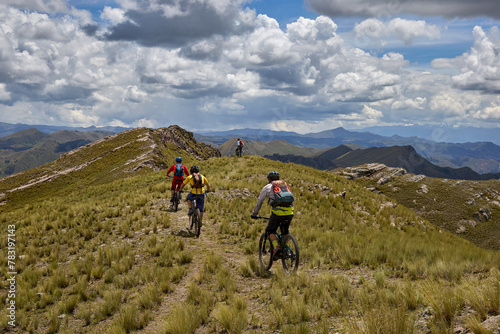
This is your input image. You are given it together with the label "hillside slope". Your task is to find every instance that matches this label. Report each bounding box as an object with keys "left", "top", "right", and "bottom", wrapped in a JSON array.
[
  {"left": 336, "top": 163, "right": 500, "bottom": 250},
  {"left": 1, "top": 129, "right": 500, "bottom": 333},
  {"left": 218, "top": 137, "right": 326, "bottom": 157},
  {"left": 268, "top": 145, "right": 500, "bottom": 180},
  {"left": 0, "top": 126, "right": 220, "bottom": 207},
  {"left": 0, "top": 128, "right": 114, "bottom": 177}
]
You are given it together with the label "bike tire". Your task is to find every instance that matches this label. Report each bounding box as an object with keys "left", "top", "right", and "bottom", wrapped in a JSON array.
[
  {"left": 173, "top": 193, "right": 179, "bottom": 211},
  {"left": 281, "top": 234, "right": 299, "bottom": 273},
  {"left": 258, "top": 233, "right": 274, "bottom": 271},
  {"left": 193, "top": 208, "right": 201, "bottom": 237}
]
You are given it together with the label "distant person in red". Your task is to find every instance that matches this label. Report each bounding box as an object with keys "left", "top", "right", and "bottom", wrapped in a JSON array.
[
  {"left": 166, "top": 157, "right": 189, "bottom": 203},
  {"left": 236, "top": 138, "right": 244, "bottom": 157}
]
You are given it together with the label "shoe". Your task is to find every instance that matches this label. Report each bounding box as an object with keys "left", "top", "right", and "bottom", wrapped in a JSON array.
[
  {"left": 272, "top": 246, "right": 282, "bottom": 260},
  {"left": 188, "top": 207, "right": 194, "bottom": 216}
]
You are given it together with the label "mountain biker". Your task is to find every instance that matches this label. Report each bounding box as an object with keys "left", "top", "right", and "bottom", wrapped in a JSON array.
[
  {"left": 179, "top": 165, "right": 211, "bottom": 224},
  {"left": 166, "top": 157, "right": 189, "bottom": 203},
  {"left": 251, "top": 171, "right": 294, "bottom": 259},
  {"left": 236, "top": 138, "right": 244, "bottom": 156}
]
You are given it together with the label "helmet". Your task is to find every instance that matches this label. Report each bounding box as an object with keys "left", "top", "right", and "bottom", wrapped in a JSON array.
[
  {"left": 267, "top": 171, "right": 280, "bottom": 181},
  {"left": 176, "top": 157, "right": 182, "bottom": 163},
  {"left": 190, "top": 165, "right": 200, "bottom": 173}
]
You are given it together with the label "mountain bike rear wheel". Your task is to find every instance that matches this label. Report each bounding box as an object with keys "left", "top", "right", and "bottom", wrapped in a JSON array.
[
  {"left": 173, "top": 192, "right": 180, "bottom": 211},
  {"left": 192, "top": 208, "right": 201, "bottom": 238},
  {"left": 281, "top": 234, "right": 299, "bottom": 273},
  {"left": 258, "top": 233, "right": 274, "bottom": 271}
]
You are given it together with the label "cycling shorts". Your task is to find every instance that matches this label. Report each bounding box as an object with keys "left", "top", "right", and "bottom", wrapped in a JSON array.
[
  {"left": 171, "top": 178, "right": 183, "bottom": 190},
  {"left": 187, "top": 193, "right": 205, "bottom": 212},
  {"left": 266, "top": 213, "right": 293, "bottom": 235}
]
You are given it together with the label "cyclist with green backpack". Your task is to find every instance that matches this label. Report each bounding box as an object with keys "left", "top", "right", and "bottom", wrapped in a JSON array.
[
  {"left": 251, "top": 171, "right": 294, "bottom": 259},
  {"left": 166, "top": 157, "right": 189, "bottom": 203}
]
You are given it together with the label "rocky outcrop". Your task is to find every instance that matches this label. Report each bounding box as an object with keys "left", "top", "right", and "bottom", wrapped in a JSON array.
[
  {"left": 340, "top": 163, "right": 406, "bottom": 184},
  {"left": 474, "top": 207, "right": 492, "bottom": 222},
  {"left": 156, "top": 125, "right": 221, "bottom": 161}
]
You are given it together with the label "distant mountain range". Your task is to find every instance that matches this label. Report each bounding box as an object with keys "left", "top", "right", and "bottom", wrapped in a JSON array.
[
  {"left": 197, "top": 124, "right": 500, "bottom": 146},
  {"left": 266, "top": 145, "right": 500, "bottom": 180},
  {"left": 0, "top": 121, "right": 128, "bottom": 138},
  {"left": 0, "top": 128, "right": 113, "bottom": 177},
  {"left": 198, "top": 127, "right": 500, "bottom": 175},
  {"left": 361, "top": 124, "right": 500, "bottom": 146},
  {"left": 1, "top": 122, "right": 500, "bottom": 177}
]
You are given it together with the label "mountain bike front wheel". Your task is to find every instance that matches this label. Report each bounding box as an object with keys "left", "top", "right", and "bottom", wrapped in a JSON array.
[
  {"left": 258, "top": 232, "right": 274, "bottom": 271},
  {"left": 281, "top": 234, "right": 299, "bottom": 273}
]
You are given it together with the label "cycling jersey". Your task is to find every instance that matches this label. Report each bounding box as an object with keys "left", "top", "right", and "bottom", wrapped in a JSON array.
[
  {"left": 252, "top": 183, "right": 294, "bottom": 217},
  {"left": 183, "top": 174, "right": 209, "bottom": 195},
  {"left": 167, "top": 164, "right": 189, "bottom": 180}
]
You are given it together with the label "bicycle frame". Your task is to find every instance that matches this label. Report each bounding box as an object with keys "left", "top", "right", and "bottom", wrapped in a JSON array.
[{"left": 253, "top": 216, "right": 299, "bottom": 273}]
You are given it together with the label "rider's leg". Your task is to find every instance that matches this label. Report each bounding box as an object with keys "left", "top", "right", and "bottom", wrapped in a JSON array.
[
  {"left": 170, "top": 179, "right": 176, "bottom": 202},
  {"left": 197, "top": 195, "right": 206, "bottom": 223},
  {"left": 267, "top": 214, "right": 281, "bottom": 249}
]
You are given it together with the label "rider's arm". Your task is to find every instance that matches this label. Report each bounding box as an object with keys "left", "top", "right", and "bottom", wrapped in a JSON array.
[
  {"left": 166, "top": 165, "right": 174, "bottom": 176},
  {"left": 183, "top": 165, "right": 189, "bottom": 176},
  {"left": 179, "top": 175, "right": 191, "bottom": 191},
  {"left": 203, "top": 176, "right": 210, "bottom": 192},
  {"left": 252, "top": 184, "right": 272, "bottom": 216}
]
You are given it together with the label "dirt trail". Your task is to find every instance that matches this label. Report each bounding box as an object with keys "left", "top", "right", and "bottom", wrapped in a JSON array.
[{"left": 138, "top": 195, "right": 272, "bottom": 333}]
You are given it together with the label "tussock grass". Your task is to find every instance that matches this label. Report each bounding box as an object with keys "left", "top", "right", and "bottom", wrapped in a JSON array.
[{"left": 213, "top": 296, "right": 248, "bottom": 334}]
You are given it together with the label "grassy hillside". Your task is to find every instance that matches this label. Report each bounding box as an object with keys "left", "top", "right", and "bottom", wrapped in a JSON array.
[
  {"left": 0, "top": 129, "right": 114, "bottom": 177},
  {"left": 350, "top": 166, "right": 500, "bottom": 251},
  {"left": 1, "top": 130, "right": 500, "bottom": 333},
  {"left": 218, "top": 138, "right": 326, "bottom": 157}
]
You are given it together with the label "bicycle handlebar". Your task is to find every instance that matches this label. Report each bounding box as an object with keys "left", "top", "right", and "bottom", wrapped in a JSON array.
[
  {"left": 251, "top": 216, "right": 270, "bottom": 220},
  {"left": 176, "top": 190, "right": 214, "bottom": 193}
]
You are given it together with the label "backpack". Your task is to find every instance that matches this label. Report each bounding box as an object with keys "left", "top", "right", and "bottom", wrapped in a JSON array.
[
  {"left": 174, "top": 164, "right": 184, "bottom": 177},
  {"left": 192, "top": 174, "right": 204, "bottom": 188},
  {"left": 271, "top": 180, "right": 294, "bottom": 206}
]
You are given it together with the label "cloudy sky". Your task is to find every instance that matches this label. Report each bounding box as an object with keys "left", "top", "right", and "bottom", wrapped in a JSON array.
[{"left": 0, "top": 0, "right": 499, "bottom": 134}]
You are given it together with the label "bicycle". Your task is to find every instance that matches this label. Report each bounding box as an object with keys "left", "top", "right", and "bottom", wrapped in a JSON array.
[
  {"left": 187, "top": 191, "right": 212, "bottom": 238},
  {"left": 235, "top": 146, "right": 243, "bottom": 157},
  {"left": 167, "top": 176, "right": 184, "bottom": 212},
  {"left": 252, "top": 216, "right": 299, "bottom": 273},
  {"left": 170, "top": 187, "right": 182, "bottom": 212}
]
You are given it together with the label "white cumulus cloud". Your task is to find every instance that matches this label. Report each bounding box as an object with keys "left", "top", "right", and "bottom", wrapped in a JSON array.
[{"left": 354, "top": 18, "right": 440, "bottom": 46}]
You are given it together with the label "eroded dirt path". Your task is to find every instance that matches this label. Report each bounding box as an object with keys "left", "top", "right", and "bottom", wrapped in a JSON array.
[{"left": 138, "top": 196, "right": 273, "bottom": 334}]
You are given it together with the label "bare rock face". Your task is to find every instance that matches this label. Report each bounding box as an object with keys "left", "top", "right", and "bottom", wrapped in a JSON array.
[
  {"left": 131, "top": 126, "right": 221, "bottom": 172},
  {"left": 474, "top": 207, "right": 492, "bottom": 222},
  {"left": 341, "top": 163, "right": 406, "bottom": 184},
  {"left": 156, "top": 125, "right": 221, "bottom": 161}
]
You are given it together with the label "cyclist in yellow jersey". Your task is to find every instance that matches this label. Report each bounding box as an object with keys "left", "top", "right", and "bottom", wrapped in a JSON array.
[
  {"left": 251, "top": 171, "right": 294, "bottom": 259},
  {"left": 179, "top": 165, "right": 211, "bottom": 223}
]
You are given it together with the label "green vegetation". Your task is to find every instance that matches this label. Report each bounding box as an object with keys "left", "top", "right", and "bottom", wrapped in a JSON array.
[
  {"left": 360, "top": 173, "right": 500, "bottom": 250},
  {"left": 0, "top": 128, "right": 112, "bottom": 177},
  {"left": 1, "top": 128, "right": 499, "bottom": 333}
]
